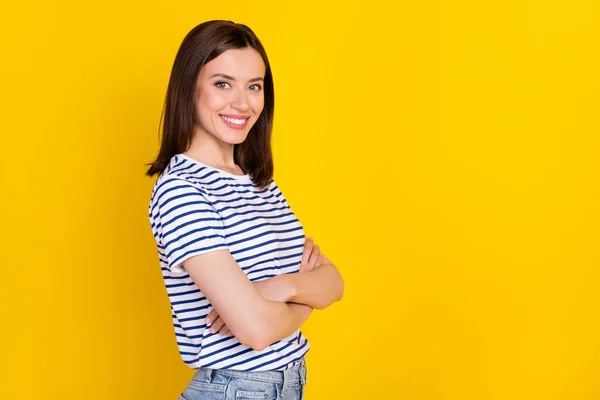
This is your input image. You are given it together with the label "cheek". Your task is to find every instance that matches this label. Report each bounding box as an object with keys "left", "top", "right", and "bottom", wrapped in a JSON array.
[
  {"left": 197, "top": 90, "right": 229, "bottom": 116},
  {"left": 250, "top": 96, "right": 265, "bottom": 114}
]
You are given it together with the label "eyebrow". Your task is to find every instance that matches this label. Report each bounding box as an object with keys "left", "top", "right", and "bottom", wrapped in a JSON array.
[{"left": 209, "top": 73, "right": 264, "bottom": 83}]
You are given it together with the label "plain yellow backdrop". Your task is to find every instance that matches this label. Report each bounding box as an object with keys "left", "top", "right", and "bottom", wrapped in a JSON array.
[{"left": 1, "top": 1, "right": 599, "bottom": 399}]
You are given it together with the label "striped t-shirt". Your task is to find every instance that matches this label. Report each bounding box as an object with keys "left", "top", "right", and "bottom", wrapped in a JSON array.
[{"left": 148, "top": 153, "right": 310, "bottom": 371}]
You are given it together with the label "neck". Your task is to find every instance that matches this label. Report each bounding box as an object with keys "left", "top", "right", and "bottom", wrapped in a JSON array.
[{"left": 185, "top": 129, "right": 241, "bottom": 173}]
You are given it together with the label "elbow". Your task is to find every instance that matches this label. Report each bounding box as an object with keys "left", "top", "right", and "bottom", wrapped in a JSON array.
[
  {"left": 314, "top": 284, "right": 345, "bottom": 310},
  {"left": 247, "top": 338, "right": 270, "bottom": 352},
  {"left": 238, "top": 330, "right": 271, "bottom": 351},
  {"left": 329, "top": 276, "right": 345, "bottom": 306},
  {"left": 327, "top": 263, "right": 344, "bottom": 303},
  {"left": 234, "top": 319, "right": 272, "bottom": 351},
  {"left": 336, "top": 281, "right": 345, "bottom": 302},
  {"left": 314, "top": 274, "right": 345, "bottom": 310},
  {"left": 333, "top": 271, "right": 345, "bottom": 303}
]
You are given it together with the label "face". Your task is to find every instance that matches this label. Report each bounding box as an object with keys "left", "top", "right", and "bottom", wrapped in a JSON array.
[{"left": 193, "top": 47, "right": 266, "bottom": 146}]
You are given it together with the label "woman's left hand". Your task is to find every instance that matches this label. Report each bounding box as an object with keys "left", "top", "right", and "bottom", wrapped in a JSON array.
[{"left": 206, "top": 238, "right": 323, "bottom": 337}]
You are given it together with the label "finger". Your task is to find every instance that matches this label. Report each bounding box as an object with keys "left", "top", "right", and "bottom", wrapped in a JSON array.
[
  {"left": 308, "top": 245, "right": 320, "bottom": 269},
  {"left": 301, "top": 237, "right": 314, "bottom": 265},
  {"left": 317, "top": 252, "right": 325, "bottom": 267},
  {"left": 220, "top": 326, "right": 231, "bottom": 336},
  {"left": 205, "top": 309, "right": 218, "bottom": 324},
  {"left": 300, "top": 242, "right": 319, "bottom": 273},
  {"left": 309, "top": 244, "right": 320, "bottom": 263},
  {"left": 299, "top": 261, "right": 309, "bottom": 273},
  {"left": 209, "top": 317, "right": 225, "bottom": 334},
  {"left": 299, "top": 263, "right": 308, "bottom": 273}
]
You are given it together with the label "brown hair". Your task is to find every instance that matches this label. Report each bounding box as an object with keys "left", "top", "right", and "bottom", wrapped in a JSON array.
[{"left": 146, "top": 20, "right": 274, "bottom": 188}]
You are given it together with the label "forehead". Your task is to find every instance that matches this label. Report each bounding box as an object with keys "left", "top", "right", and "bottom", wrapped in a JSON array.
[{"left": 200, "top": 47, "right": 265, "bottom": 79}]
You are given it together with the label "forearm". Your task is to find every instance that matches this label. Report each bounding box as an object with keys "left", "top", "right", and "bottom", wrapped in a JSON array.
[
  {"left": 252, "top": 300, "right": 312, "bottom": 350},
  {"left": 288, "top": 263, "right": 344, "bottom": 309}
]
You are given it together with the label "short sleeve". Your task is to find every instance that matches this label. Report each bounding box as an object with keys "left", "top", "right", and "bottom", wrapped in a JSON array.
[
  {"left": 149, "top": 177, "right": 228, "bottom": 274},
  {"left": 270, "top": 181, "right": 292, "bottom": 208}
]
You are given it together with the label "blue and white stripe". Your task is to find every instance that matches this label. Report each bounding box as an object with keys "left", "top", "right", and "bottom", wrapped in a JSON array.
[{"left": 148, "top": 154, "right": 310, "bottom": 371}]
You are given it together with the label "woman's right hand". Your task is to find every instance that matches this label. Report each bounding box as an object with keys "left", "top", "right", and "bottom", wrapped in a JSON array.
[
  {"left": 206, "top": 237, "right": 323, "bottom": 337},
  {"left": 299, "top": 237, "right": 323, "bottom": 273}
]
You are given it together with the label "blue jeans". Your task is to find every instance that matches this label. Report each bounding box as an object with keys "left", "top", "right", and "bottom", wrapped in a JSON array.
[{"left": 179, "top": 360, "right": 308, "bottom": 400}]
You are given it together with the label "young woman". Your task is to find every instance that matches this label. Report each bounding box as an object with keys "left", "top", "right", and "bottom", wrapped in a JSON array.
[{"left": 146, "top": 20, "right": 344, "bottom": 400}]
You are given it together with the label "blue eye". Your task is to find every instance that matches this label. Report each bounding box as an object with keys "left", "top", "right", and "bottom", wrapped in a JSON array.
[
  {"left": 249, "top": 84, "right": 262, "bottom": 91},
  {"left": 215, "top": 82, "right": 231, "bottom": 89}
]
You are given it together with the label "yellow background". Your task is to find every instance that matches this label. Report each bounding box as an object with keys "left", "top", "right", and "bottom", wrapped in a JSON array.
[{"left": 1, "top": 1, "right": 599, "bottom": 399}]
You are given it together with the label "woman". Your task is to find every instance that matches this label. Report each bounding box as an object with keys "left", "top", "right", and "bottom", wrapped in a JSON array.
[{"left": 146, "top": 20, "right": 344, "bottom": 399}]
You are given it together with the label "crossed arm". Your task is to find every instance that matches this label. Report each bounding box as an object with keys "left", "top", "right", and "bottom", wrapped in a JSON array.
[{"left": 182, "top": 238, "right": 344, "bottom": 351}]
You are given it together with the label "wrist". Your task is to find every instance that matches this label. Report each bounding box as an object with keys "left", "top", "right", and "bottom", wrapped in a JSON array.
[{"left": 283, "top": 273, "right": 298, "bottom": 302}]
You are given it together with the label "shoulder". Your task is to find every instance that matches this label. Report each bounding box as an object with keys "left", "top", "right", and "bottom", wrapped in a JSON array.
[
  {"left": 148, "top": 171, "right": 211, "bottom": 217},
  {"left": 267, "top": 179, "right": 285, "bottom": 197}
]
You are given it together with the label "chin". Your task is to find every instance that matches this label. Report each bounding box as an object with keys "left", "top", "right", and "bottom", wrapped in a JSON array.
[{"left": 220, "top": 132, "right": 249, "bottom": 145}]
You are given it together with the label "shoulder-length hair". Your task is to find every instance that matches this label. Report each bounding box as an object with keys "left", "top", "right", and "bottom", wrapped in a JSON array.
[{"left": 146, "top": 20, "right": 274, "bottom": 188}]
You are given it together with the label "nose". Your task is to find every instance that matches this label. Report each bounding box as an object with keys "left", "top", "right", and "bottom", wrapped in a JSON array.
[{"left": 231, "top": 88, "right": 249, "bottom": 112}]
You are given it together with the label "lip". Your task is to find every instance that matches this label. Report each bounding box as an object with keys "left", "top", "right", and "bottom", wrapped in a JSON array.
[
  {"left": 219, "top": 114, "right": 250, "bottom": 130},
  {"left": 220, "top": 114, "right": 251, "bottom": 119}
]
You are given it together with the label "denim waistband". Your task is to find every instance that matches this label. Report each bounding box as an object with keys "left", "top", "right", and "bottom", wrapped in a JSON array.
[{"left": 193, "top": 358, "right": 307, "bottom": 386}]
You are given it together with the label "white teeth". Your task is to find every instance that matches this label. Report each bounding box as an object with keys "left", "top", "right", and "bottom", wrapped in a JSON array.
[{"left": 222, "top": 116, "right": 247, "bottom": 125}]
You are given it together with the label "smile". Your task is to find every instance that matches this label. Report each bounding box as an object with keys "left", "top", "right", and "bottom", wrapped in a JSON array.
[{"left": 220, "top": 115, "right": 250, "bottom": 130}]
